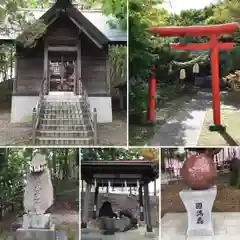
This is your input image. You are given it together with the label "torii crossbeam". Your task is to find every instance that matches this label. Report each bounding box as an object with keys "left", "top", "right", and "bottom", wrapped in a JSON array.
[{"left": 149, "top": 23, "right": 238, "bottom": 131}]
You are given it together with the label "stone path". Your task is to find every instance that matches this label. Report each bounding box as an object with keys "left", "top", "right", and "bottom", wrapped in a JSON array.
[
  {"left": 162, "top": 212, "right": 240, "bottom": 239},
  {"left": 149, "top": 91, "right": 239, "bottom": 146},
  {"left": 81, "top": 226, "right": 159, "bottom": 240}
]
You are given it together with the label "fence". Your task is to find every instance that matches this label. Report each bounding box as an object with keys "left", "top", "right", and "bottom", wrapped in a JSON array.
[{"left": 161, "top": 148, "right": 240, "bottom": 184}]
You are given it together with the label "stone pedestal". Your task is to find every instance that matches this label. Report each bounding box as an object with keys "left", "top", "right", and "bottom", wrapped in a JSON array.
[
  {"left": 16, "top": 224, "right": 55, "bottom": 240},
  {"left": 23, "top": 214, "right": 52, "bottom": 229},
  {"left": 179, "top": 185, "right": 217, "bottom": 236},
  {"left": 15, "top": 214, "right": 67, "bottom": 240}
]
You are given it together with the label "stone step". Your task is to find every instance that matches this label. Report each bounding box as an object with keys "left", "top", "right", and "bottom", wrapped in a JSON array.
[
  {"left": 42, "top": 99, "right": 84, "bottom": 104},
  {"left": 41, "top": 109, "right": 82, "bottom": 112},
  {"left": 36, "top": 137, "right": 93, "bottom": 145},
  {"left": 38, "top": 130, "right": 93, "bottom": 138},
  {"left": 40, "top": 124, "right": 92, "bottom": 131},
  {"left": 40, "top": 111, "right": 89, "bottom": 116},
  {"left": 42, "top": 100, "right": 87, "bottom": 105},
  {"left": 42, "top": 104, "right": 89, "bottom": 111},
  {"left": 42, "top": 104, "right": 81, "bottom": 108},
  {"left": 41, "top": 114, "right": 87, "bottom": 119},
  {"left": 40, "top": 118, "right": 87, "bottom": 125}
]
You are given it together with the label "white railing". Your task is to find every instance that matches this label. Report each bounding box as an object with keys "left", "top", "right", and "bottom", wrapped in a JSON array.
[
  {"left": 78, "top": 79, "right": 97, "bottom": 145},
  {"left": 32, "top": 78, "right": 48, "bottom": 144}
]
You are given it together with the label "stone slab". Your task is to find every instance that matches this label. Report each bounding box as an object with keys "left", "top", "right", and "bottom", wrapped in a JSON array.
[
  {"left": 179, "top": 186, "right": 217, "bottom": 236},
  {"left": 161, "top": 212, "right": 240, "bottom": 239},
  {"left": 15, "top": 224, "right": 55, "bottom": 240},
  {"left": 23, "top": 213, "right": 52, "bottom": 229}
]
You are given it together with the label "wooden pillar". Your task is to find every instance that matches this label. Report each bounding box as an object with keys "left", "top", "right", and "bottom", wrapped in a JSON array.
[
  {"left": 139, "top": 184, "right": 144, "bottom": 221},
  {"left": 81, "top": 180, "right": 84, "bottom": 193},
  {"left": 76, "top": 40, "right": 81, "bottom": 95},
  {"left": 81, "top": 181, "right": 91, "bottom": 228},
  {"left": 92, "top": 185, "right": 99, "bottom": 219},
  {"left": 119, "top": 88, "right": 125, "bottom": 110},
  {"left": 106, "top": 45, "right": 111, "bottom": 95},
  {"left": 43, "top": 42, "right": 48, "bottom": 94},
  {"left": 13, "top": 54, "right": 18, "bottom": 94},
  {"left": 154, "top": 180, "right": 157, "bottom": 196},
  {"left": 10, "top": 46, "right": 13, "bottom": 79},
  {"left": 143, "top": 182, "right": 153, "bottom": 232}
]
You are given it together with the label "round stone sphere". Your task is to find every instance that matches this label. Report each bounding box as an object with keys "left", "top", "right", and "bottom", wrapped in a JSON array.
[{"left": 180, "top": 153, "right": 217, "bottom": 190}]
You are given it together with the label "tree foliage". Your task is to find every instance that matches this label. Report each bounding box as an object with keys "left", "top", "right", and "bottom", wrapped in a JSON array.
[
  {"left": 109, "top": 44, "right": 127, "bottom": 86},
  {"left": 0, "top": 148, "right": 78, "bottom": 219},
  {"left": 81, "top": 147, "right": 159, "bottom": 162}
]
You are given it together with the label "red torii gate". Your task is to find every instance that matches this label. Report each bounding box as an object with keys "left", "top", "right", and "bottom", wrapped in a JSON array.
[{"left": 148, "top": 23, "right": 238, "bottom": 131}]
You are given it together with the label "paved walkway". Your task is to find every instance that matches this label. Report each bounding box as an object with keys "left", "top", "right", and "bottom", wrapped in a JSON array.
[
  {"left": 81, "top": 226, "right": 159, "bottom": 240},
  {"left": 149, "top": 91, "right": 239, "bottom": 146},
  {"left": 162, "top": 212, "right": 240, "bottom": 239}
]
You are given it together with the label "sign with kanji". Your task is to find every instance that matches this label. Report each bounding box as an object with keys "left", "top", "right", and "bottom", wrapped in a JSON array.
[{"left": 195, "top": 202, "right": 204, "bottom": 224}]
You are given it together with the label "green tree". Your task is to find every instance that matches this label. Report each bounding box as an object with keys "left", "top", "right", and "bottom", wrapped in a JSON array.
[
  {"left": 0, "top": 148, "right": 78, "bottom": 219},
  {"left": 80, "top": 148, "right": 160, "bottom": 162}
]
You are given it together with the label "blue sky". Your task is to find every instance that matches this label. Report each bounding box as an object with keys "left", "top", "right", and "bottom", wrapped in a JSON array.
[{"left": 161, "top": 0, "right": 220, "bottom": 14}]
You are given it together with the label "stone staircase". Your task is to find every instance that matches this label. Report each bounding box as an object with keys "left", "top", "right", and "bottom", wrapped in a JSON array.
[{"left": 35, "top": 93, "right": 95, "bottom": 145}]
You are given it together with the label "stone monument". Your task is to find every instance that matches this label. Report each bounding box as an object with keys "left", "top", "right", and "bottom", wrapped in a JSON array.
[
  {"left": 180, "top": 153, "right": 217, "bottom": 236},
  {"left": 15, "top": 152, "right": 67, "bottom": 240}
]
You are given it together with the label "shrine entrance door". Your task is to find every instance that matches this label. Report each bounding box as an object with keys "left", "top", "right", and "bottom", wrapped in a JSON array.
[{"left": 48, "top": 49, "right": 77, "bottom": 92}]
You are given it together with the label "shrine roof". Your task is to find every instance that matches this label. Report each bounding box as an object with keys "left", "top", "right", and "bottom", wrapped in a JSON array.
[
  {"left": 0, "top": 8, "right": 126, "bottom": 43},
  {"left": 81, "top": 160, "right": 159, "bottom": 185}
]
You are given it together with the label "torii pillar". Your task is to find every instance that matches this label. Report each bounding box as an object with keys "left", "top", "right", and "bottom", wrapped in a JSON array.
[{"left": 150, "top": 23, "right": 238, "bottom": 131}]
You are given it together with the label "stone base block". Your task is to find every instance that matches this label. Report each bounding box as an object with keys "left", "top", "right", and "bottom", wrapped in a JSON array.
[
  {"left": 179, "top": 185, "right": 217, "bottom": 236},
  {"left": 209, "top": 124, "right": 226, "bottom": 132},
  {"left": 23, "top": 214, "right": 52, "bottom": 229},
  {"left": 114, "top": 217, "right": 130, "bottom": 231},
  {"left": 97, "top": 217, "right": 130, "bottom": 232},
  {"left": 145, "top": 231, "right": 157, "bottom": 238},
  {"left": 15, "top": 224, "right": 55, "bottom": 240}
]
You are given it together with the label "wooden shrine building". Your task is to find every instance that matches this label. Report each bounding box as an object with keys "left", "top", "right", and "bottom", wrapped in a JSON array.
[
  {"left": 81, "top": 160, "right": 159, "bottom": 233},
  {"left": 0, "top": 0, "right": 126, "bottom": 123}
]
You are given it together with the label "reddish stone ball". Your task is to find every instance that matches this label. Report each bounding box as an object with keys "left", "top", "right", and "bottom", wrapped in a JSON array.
[{"left": 180, "top": 153, "right": 217, "bottom": 190}]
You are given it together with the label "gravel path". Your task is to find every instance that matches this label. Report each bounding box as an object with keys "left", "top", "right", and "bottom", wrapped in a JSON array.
[
  {"left": 98, "top": 111, "right": 127, "bottom": 146},
  {"left": 0, "top": 111, "right": 32, "bottom": 146}
]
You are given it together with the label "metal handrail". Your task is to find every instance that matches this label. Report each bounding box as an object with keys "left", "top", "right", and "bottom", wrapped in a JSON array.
[
  {"left": 32, "top": 78, "right": 47, "bottom": 144},
  {"left": 78, "top": 79, "right": 98, "bottom": 145}
]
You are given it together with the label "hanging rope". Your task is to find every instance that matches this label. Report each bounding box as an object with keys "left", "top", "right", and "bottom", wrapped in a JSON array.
[{"left": 171, "top": 54, "right": 209, "bottom": 68}]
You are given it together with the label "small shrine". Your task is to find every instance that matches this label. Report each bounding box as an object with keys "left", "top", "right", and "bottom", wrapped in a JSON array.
[{"left": 81, "top": 160, "right": 159, "bottom": 233}]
